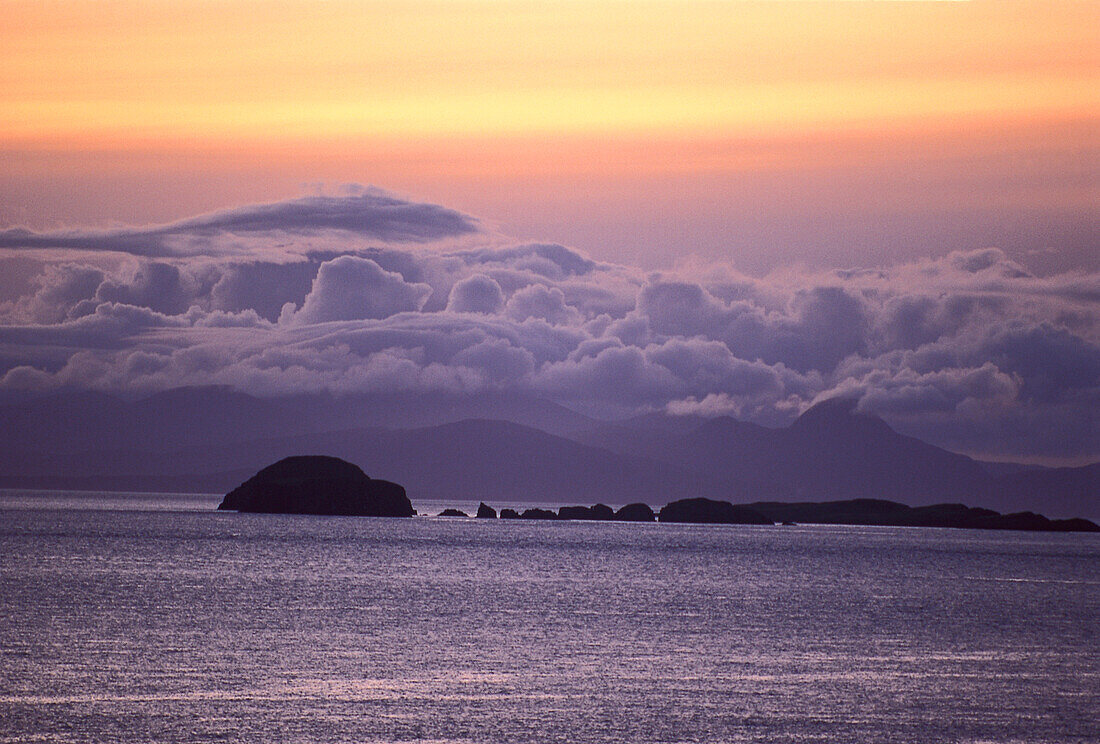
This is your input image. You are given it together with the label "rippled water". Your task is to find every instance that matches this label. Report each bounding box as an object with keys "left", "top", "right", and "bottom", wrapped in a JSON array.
[{"left": 2, "top": 492, "right": 1098, "bottom": 743}]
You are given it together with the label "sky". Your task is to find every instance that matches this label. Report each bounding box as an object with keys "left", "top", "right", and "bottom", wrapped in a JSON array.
[
  {"left": 3, "top": 0, "right": 1097, "bottom": 272},
  {"left": 0, "top": 0, "right": 1097, "bottom": 464}
]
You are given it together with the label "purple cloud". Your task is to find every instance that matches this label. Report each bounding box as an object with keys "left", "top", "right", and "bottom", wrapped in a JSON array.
[
  {"left": 284, "top": 256, "right": 432, "bottom": 324},
  {"left": 0, "top": 195, "right": 1096, "bottom": 462},
  {"left": 0, "top": 191, "right": 479, "bottom": 257},
  {"left": 505, "top": 284, "right": 581, "bottom": 325},
  {"left": 446, "top": 274, "right": 505, "bottom": 314}
]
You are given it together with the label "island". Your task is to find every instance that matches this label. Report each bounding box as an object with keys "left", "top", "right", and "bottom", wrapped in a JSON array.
[
  {"left": 476, "top": 497, "right": 1096, "bottom": 532},
  {"left": 216, "top": 457, "right": 1098, "bottom": 532},
  {"left": 217, "top": 455, "right": 415, "bottom": 516},
  {"left": 614, "top": 503, "right": 656, "bottom": 522},
  {"left": 519, "top": 507, "right": 559, "bottom": 520},
  {"left": 658, "top": 497, "right": 773, "bottom": 525},
  {"left": 743, "top": 499, "right": 1100, "bottom": 532},
  {"left": 469, "top": 502, "right": 654, "bottom": 521},
  {"left": 559, "top": 504, "right": 615, "bottom": 520}
]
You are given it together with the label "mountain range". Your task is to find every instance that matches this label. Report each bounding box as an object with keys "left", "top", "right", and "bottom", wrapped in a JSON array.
[{"left": 0, "top": 387, "right": 1095, "bottom": 519}]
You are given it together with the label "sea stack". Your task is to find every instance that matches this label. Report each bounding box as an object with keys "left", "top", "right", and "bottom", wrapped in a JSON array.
[{"left": 217, "top": 455, "right": 415, "bottom": 517}]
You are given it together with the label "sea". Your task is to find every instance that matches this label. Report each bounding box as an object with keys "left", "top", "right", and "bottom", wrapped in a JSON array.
[{"left": 1, "top": 490, "right": 1098, "bottom": 744}]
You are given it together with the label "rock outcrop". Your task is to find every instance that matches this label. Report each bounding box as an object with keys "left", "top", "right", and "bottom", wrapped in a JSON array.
[
  {"left": 476, "top": 502, "right": 497, "bottom": 518},
  {"left": 658, "top": 497, "right": 772, "bottom": 525},
  {"left": 438, "top": 508, "right": 468, "bottom": 517},
  {"left": 520, "top": 507, "right": 559, "bottom": 520},
  {"left": 217, "top": 456, "right": 414, "bottom": 517},
  {"left": 558, "top": 504, "right": 615, "bottom": 520},
  {"left": 743, "top": 499, "right": 1100, "bottom": 532},
  {"left": 614, "top": 503, "right": 656, "bottom": 522}
]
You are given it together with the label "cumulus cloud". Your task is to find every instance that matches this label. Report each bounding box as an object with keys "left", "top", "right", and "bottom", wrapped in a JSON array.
[
  {"left": 505, "top": 284, "right": 582, "bottom": 325},
  {"left": 446, "top": 274, "right": 505, "bottom": 314},
  {"left": 283, "top": 256, "right": 432, "bottom": 324},
  {"left": 6, "top": 263, "right": 105, "bottom": 323},
  {"left": 95, "top": 261, "right": 201, "bottom": 315},
  {"left": 0, "top": 193, "right": 1096, "bottom": 462}
]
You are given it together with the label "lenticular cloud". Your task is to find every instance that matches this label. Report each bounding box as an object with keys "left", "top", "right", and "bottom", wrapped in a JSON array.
[
  {"left": 0, "top": 189, "right": 479, "bottom": 258},
  {"left": 0, "top": 190, "right": 1096, "bottom": 461}
]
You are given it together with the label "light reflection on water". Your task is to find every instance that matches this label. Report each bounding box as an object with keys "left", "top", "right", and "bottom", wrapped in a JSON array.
[{"left": 1, "top": 495, "right": 1098, "bottom": 743}]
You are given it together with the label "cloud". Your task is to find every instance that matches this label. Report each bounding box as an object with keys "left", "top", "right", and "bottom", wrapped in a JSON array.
[
  {"left": 283, "top": 256, "right": 432, "bottom": 324},
  {"left": 0, "top": 190, "right": 480, "bottom": 258},
  {"left": 451, "top": 243, "right": 597, "bottom": 279},
  {"left": 6, "top": 263, "right": 105, "bottom": 323},
  {"left": 446, "top": 274, "right": 504, "bottom": 314},
  {"left": 208, "top": 260, "right": 320, "bottom": 321},
  {"left": 505, "top": 283, "right": 582, "bottom": 325},
  {"left": 634, "top": 278, "right": 867, "bottom": 373},
  {"left": 0, "top": 193, "right": 1096, "bottom": 462},
  {"left": 95, "top": 261, "right": 199, "bottom": 315}
]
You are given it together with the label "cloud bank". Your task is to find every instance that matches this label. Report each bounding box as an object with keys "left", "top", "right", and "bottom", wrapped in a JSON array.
[{"left": 0, "top": 190, "right": 1096, "bottom": 463}]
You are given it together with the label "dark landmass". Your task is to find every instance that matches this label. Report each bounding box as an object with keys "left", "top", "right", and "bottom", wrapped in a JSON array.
[
  {"left": 1, "top": 387, "right": 1096, "bottom": 520},
  {"left": 0, "top": 387, "right": 593, "bottom": 450},
  {"left": 481, "top": 502, "right": 654, "bottom": 522},
  {"left": 976, "top": 461, "right": 1050, "bottom": 477},
  {"left": 992, "top": 463, "right": 1100, "bottom": 523},
  {"left": 573, "top": 399, "right": 1099, "bottom": 519},
  {"left": 658, "top": 497, "right": 773, "bottom": 525},
  {"left": 217, "top": 456, "right": 414, "bottom": 517},
  {"left": 475, "top": 498, "right": 1097, "bottom": 532},
  {"left": 208, "top": 449, "right": 1096, "bottom": 531},
  {"left": 614, "top": 503, "right": 656, "bottom": 522},
  {"left": 559, "top": 504, "right": 615, "bottom": 520},
  {"left": 596, "top": 397, "right": 990, "bottom": 505},
  {"left": 519, "top": 508, "right": 559, "bottom": 520},
  {"left": 212, "top": 453, "right": 1096, "bottom": 532},
  {"left": 744, "top": 499, "right": 1100, "bottom": 532}
]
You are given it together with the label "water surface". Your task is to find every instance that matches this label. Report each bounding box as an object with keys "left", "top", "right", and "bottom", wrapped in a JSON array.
[{"left": 2, "top": 492, "right": 1097, "bottom": 743}]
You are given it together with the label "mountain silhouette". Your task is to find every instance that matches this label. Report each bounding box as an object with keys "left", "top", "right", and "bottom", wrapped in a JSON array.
[
  {"left": 0, "top": 387, "right": 1094, "bottom": 519},
  {"left": 694, "top": 397, "right": 989, "bottom": 502}
]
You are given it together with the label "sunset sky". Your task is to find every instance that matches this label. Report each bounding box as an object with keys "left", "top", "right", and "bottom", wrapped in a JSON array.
[
  {"left": 3, "top": 0, "right": 1096, "bottom": 272},
  {"left": 0, "top": 1, "right": 1097, "bottom": 464}
]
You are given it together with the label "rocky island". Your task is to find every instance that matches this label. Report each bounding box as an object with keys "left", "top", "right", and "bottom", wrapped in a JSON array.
[
  {"left": 217, "top": 456, "right": 1097, "bottom": 532},
  {"left": 744, "top": 499, "right": 1100, "bottom": 532},
  {"left": 217, "top": 456, "right": 415, "bottom": 516},
  {"left": 473, "top": 497, "right": 1096, "bottom": 532},
  {"left": 658, "top": 497, "right": 773, "bottom": 525}
]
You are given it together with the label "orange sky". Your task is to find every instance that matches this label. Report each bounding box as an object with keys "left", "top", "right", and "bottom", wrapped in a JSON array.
[
  {"left": 2, "top": 0, "right": 1097, "bottom": 272},
  {"left": 4, "top": 1, "right": 1096, "bottom": 144}
]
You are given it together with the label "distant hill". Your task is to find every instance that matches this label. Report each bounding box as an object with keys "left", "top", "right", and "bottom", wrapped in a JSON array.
[
  {"left": 0, "top": 386, "right": 1095, "bottom": 519},
  {"left": 569, "top": 398, "right": 1097, "bottom": 519},
  {"left": 651, "top": 398, "right": 990, "bottom": 504},
  {"left": 0, "top": 418, "right": 749, "bottom": 505},
  {"left": 0, "top": 386, "right": 595, "bottom": 451},
  {"left": 990, "top": 463, "right": 1100, "bottom": 520}
]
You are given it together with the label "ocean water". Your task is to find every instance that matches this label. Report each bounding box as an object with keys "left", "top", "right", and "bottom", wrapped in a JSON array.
[{"left": 1, "top": 491, "right": 1098, "bottom": 744}]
